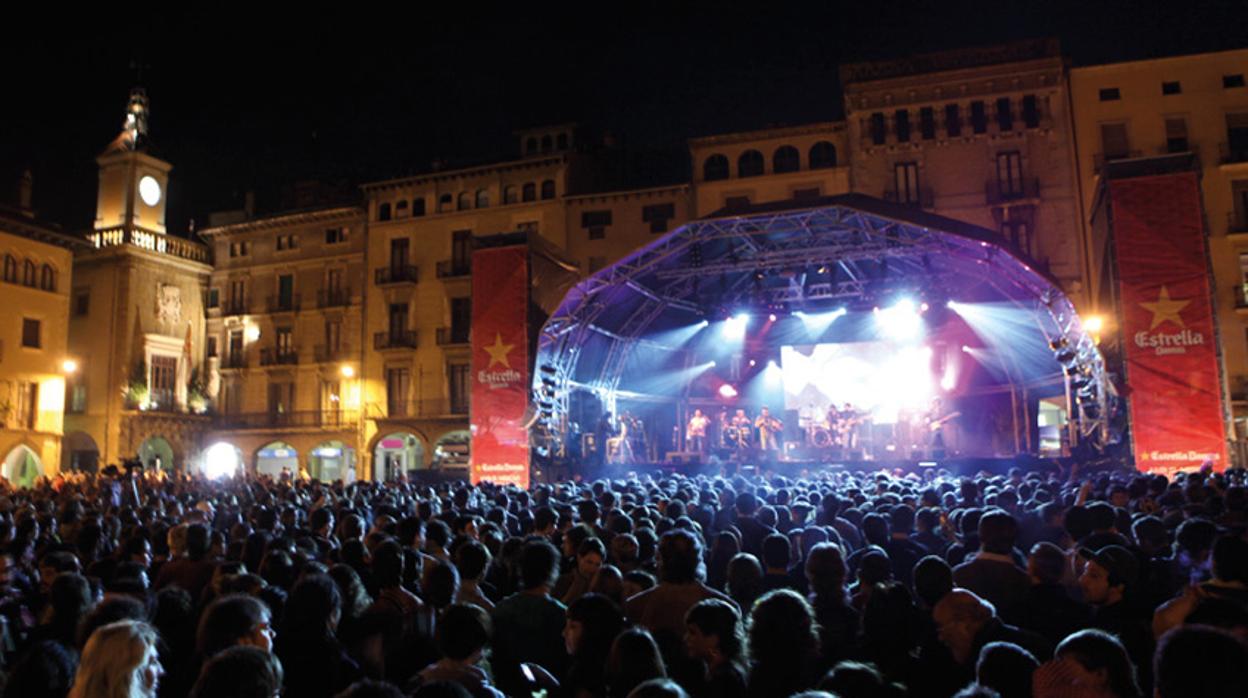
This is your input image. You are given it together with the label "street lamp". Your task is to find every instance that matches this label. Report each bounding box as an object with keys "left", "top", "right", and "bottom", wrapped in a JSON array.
[
  {"left": 61, "top": 359, "right": 78, "bottom": 374},
  {"left": 340, "top": 364, "right": 356, "bottom": 378}
]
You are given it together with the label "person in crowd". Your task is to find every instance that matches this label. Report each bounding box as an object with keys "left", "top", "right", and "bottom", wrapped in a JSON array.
[
  {"left": 69, "top": 619, "right": 164, "bottom": 698},
  {"left": 952, "top": 511, "right": 1029, "bottom": 619},
  {"left": 275, "top": 573, "right": 362, "bottom": 698},
  {"left": 454, "top": 540, "right": 496, "bottom": 612},
  {"left": 745, "top": 589, "right": 821, "bottom": 698},
  {"left": 974, "top": 641, "right": 1038, "bottom": 698},
  {"left": 1076, "top": 545, "right": 1152, "bottom": 690},
  {"left": 1032, "top": 629, "right": 1140, "bottom": 698},
  {"left": 491, "top": 539, "right": 569, "bottom": 697},
  {"left": 196, "top": 593, "right": 275, "bottom": 659},
  {"left": 607, "top": 628, "right": 667, "bottom": 698},
  {"left": 1010, "top": 542, "right": 1092, "bottom": 646},
  {"left": 805, "top": 542, "right": 859, "bottom": 668},
  {"left": 725, "top": 553, "right": 763, "bottom": 614},
  {"left": 626, "top": 678, "right": 689, "bottom": 698},
  {"left": 933, "top": 589, "right": 1049, "bottom": 684},
  {"left": 884, "top": 505, "right": 929, "bottom": 588},
  {"left": 557, "top": 538, "right": 607, "bottom": 604},
  {"left": 818, "top": 660, "right": 905, "bottom": 698},
  {"left": 188, "top": 646, "right": 284, "bottom": 698},
  {"left": 1153, "top": 624, "right": 1248, "bottom": 698},
  {"left": 2, "top": 639, "right": 77, "bottom": 698},
  {"left": 561, "top": 593, "right": 625, "bottom": 698},
  {"left": 683, "top": 599, "right": 747, "bottom": 698},
  {"left": 412, "top": 603, "right": 504, "bottom": 698}
]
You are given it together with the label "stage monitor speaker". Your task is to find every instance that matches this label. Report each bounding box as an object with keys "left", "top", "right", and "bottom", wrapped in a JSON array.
[{"left": 665, "top": 451, "right": 701, "bottom": 466}]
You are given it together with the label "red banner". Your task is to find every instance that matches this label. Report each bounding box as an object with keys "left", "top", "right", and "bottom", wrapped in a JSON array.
[
  {"left": 469, "top": 245, "right": 531, "bottom": 487},
  {"left": 1110, "top": 173, "right": 1228, "bottom": 473}
]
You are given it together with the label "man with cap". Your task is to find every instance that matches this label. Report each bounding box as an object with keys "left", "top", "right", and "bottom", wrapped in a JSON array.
[{"left": 1078, "top": 544, "right": 1154, "bottom": 691}]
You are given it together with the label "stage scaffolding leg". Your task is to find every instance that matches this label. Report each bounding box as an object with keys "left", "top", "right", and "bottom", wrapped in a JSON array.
[{"left": 1011, "top": 385, "right": 1021, "bottom": 455}]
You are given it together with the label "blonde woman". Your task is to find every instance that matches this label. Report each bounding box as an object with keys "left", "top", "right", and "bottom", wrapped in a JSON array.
[{"left": 69, "top": 619, "right": 164, "bottom": 698}]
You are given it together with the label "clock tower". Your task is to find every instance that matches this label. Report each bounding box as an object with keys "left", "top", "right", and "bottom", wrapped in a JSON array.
[{"left": 94, "top": 88, "right": 171, "bottom": 235}]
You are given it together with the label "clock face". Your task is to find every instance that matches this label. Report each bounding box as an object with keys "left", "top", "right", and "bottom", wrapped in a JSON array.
[{"left": 139, "top": 175, "right": 162, "bottom": 206}]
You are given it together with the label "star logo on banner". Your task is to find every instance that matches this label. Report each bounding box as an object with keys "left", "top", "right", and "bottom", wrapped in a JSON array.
[
  {"left": 1139, "top": 286, "right": 1190, "bottom": 330},
  {"left": 484, "top": 333, "right": 514, "bottom": 369}
]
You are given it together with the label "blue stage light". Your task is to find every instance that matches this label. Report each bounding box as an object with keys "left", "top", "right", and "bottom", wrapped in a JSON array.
[{"left": 876, "top": 298, "right": 922, "bottom": 340}]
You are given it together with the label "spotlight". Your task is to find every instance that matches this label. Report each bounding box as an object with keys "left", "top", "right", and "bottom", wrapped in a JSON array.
[
  {"left": 722, "top": 313, "right": 750, "bottom": 340},
  {"left": 245, "top": 326, "right": 261, "bottom": 342},
  {"left": 1083, "top": 315, "right": 1105, "bottom": 333},
  {"left": 876, "top": 298, "right": 922, "bottom": 340},
  {"left": 709, "top": 360, "right": 716, "bottom": 368},
  {"left": 204, "top": 443, "right": 240, "bottom": 481},
  {"left": 768, "top": 313, "right": 777, "bottom": 322},
  {"left": 749, "top": 359, "right": 756, "bottom": 367},
  {"left": 961, "top": 345, "right": 972, "bottom": 353},
  {"left": 61, "top": 359, "right": 78, "bottom": 374},
  {"left": 718, "top": 384, "right": 738, "bottom": 399}
]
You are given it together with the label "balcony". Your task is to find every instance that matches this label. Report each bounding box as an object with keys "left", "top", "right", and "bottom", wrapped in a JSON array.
[
  {"left": 89, "top": 226, "right": 212, "bottom": 264},
  {"left": 317, "top": 287, "right": 352, "bottom": 308},
  {"left": 985, "top": 178, "right": 1040, "bottom": 206},
  {"left": 436, "top": 260, "right": 472, "bottom": 279},
  {"left": 259, "top": 348, "right": 299, "bottom": 366},
  {"left": 1220, "top": 142, "right": 1248, "bottom": 166},
  {"left": 222, "top": 299, "right": 249, "bottom": 317},
  {"left": 214, "top": 409, "right": 359, "bottom": 430},
  {"left": 436, "top": 326, "right": 471, "bottom": 346},
  {"left": 374, "top": 330, "right": 419, "bottom": 350},
  {"left": 314, "top": 344, "right": 353, "bottom": 363},
  {"left": 882, "top": 187, "right": 934, "bottom": 209},
  {"left": 221, "top": 354, "right": 248, "bottom": 370},
  {"left": 1093, "top": 151, "right": 1143, "bottom": 174},
  {"left": 369, "top": 398, "right": 469, "bottom": 420},
  {"left": 375, "top": 266, "right": 420, "bottom": 286},
  {"left": 266, "top": 295, "right": 301, "bottom": 314}
]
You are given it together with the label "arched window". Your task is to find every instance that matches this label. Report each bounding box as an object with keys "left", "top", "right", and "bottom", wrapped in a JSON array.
[
  {"left": 703, "top": 154, "right": 729, "bottom": 181},
  {"left": 458, "top": 192, "right": 472, "bottom": 211},
  {"left": 377, "top": 202, "right": 392, "bottom": 221},
  {"left": 522, "top": 183, "right": 537, "bottom": 202},
  {"left": 504, "top": 185, "right": 519, "bottom": 205},
  {"left": 40, "top": 264, "right": 55, "bottom": 292},
  {"left": 557, "top": 133, "right": 568, "bottom": 150},
  {"left": 439, "top": 194, "right": 454, "bottom": 213},
  {"left": 475, "top": 189, "right": 490, "bottom": 208},
  {"left": 540, "top": 180, "right": 556, "bottom": 200},
  {"left": 22, "top": 259, "right": 36, "bottom": 287},
  {"left": 773, "top": 145, "right": 800, "bottom": 174},
  {"left": 526, "top": 137, "right": 538, "bottom": 155},
  {"left": 809, "top": 141, "right": 837, "bottom": 169},
  {"left": 738, "top": 150, "right": 764, "bottom": 178},
  {"left": 411, "top": 198, "right": 426, "bottom": 217},
  {"left": 2, "top": 255, "right": 15, "bottom": 283},
  {"left": 395, "top": 200, "right": 409, "bottom": 217},
  {"left": 541, "top": 135, "right": 553, "bottom": 153}
]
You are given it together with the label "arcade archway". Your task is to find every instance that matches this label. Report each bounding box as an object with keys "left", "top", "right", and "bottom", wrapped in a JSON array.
[
  {"left": 373, "top": 432, "right": 425, "bottom": 481},
  {"left": 62, "top": 431, "right": 100, "bottom": 474},
  {"left": 433, "top": 430, "right": 471, "bottom": 468},
  {"left": 256, "top": 441, "right": 299, "bottom": 478},
  {"left": 2, "top": 445, "right": 41, "bottom": 488},
  {"left": 138, "top": 436, "right": 175, "bottom": 472},
  {"left": 309, "top": 440, "right": 356, "bottom": 482}
]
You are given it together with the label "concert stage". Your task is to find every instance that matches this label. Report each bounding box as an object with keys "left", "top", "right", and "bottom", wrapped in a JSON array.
[{"left": 531, "top": 195, "right": 1114, "bottom": 478}]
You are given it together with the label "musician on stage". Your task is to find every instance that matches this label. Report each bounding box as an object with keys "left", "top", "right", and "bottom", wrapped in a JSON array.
[
  {"left": 686, "top": 408, "right": 710, "bottom": 455},
  {"left": 755, "top": 406, "right": 782, "bottom": 452},
  {"left": 594, "top": 412, "right": 616, "bottom": 467},
  {"left": 727, "top": 408, "right": 753, "bottom": 450},
  {"left": 925, "top": 397, "right": 957, "bottom": 459}
]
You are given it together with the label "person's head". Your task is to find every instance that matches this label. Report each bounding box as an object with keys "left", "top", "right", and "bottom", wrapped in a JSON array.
[
  {"left": 577, "top": 538, "right": 607, "bottom": 578},
  {"left": 520, "top": 539, "right": 561, "bottom": 590},
  {"left": 625, "top": 678, "right": 689, "bottom": 698},
  {"left": 196, "top": 594, "right": 275, "bottom": 658},
  {"left": 564, "top": 592, "right": 624, "bottom": 658},
  {"left": 3, "top": 639, "right": 77, "bottom": 698},
  {"left": 1077, "top": 546, "right": 1138, "bottom": 606},
  {"left": 188, "top": 646, "right": 284, "bottom": 698},
  {"left": 805, "top": 542, "right": 848, "bottom": 599},
  {"left": 933, "top": 589, "right": 995, "bottom": 665},
  {"left": 607, "top": 628, "right": 667, "bottom": 698},
  {"left": 282, "top": 573, "right": 342, "bottom": 638},
  {"left": 726, "top": 553, "right": 763, "bottom": 603},
  {"left": 913, "top": 555, "right": 954, "bottom": 609},
  {"left": 1053, "top": 629, "right": 1139, "bottom": 698},
  {"left": 78, "top": 595, "right": 148, "bottom": 649},
  {"left": 1154, "top": 624, "right": 1248, "bottom": 698},
  {"left": 977, "top": 510, "right": 1018, "bottom": 555},
  {"left": 890, "top": 506, "right": 915, "bottom": 535},
  {"left": 185, "top": 523, "right": 211, "bottom": 561},
  {"left": 1027, "top": 542, "right": 1066, "bottom": 585},
  {"left": 454, "top": 539, "right": 491, "bottom": 583},
  {"left": 747, "top": 589, "right": 819, "bottom": 668},
  {"left": 819, "top": 660, "right": 887, "bottom": 698},
  {"left": 761, "top": 533, "right": 790, "bottom": 571},
  {"left": 657, "top": 528, "right": 702, "bottom": 583},
  {"left": 70, "top": 620, "right": 163, "bottom": 698},
  {"left": 437, "top": 604, "right": 492, "bottom": 662},
  {"left": 975, "top": 641, "right": 1037, "bottom": 698},
  {"left": 48, "top": 571, "right": 93, "bottom": 627},
  {"left": 425, "top": 560, "right": 461, "bottom": 609},
  {"left": 371, "top": 539, "right": 405, "bottom": 589},
  {"left": 684, "top": 598, "right": 745, "bottom": 665}
]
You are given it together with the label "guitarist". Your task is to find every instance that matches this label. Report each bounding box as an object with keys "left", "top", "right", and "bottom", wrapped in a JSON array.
[{"left": 925, "top": 397, "right": 960, "bottom": 459}]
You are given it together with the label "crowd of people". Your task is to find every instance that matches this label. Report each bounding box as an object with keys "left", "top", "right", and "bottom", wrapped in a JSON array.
[{"left": 0, "top": 460, "right": 1244, "bottom": 698}]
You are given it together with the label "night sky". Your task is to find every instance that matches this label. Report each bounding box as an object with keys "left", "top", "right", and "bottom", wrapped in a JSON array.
[{"left": 3, "top": 1, "right": 1245, "bottom": 235}]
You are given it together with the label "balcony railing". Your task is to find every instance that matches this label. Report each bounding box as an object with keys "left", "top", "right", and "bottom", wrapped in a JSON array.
[
  {"left": 368, "top": 399, "right": 469, "bottom": 420},
  {"left": 882, "top": 187, "right": 934, "bottom": 209},
  {"left": 214, "top": 409, "right": 359, "bottom": 430},
  {"left": 266, "top": 295, "right": 301, "bottom": 313},
  {"left": 221, "top": 354, "right": 248, "bottom": 369},
  {"left": 90, "top": 226, "right": 212, "bottom": 264},
  {"left": 1093, "top": 150, "right": 1144, "bottom": 174},
  {"left": 1220, "top": 142, "right": 1248, "bottom": 165},
  {"left": 375, "top": 266, "right": 420, "bottom": 285},
  {"left": 436, "top": 327, "right": 471, "bottom": 346},
  {"left": 222, "top": 299, "right": 249, "bottom": 317},
  {"left": 985, "top": 177, "right": 1040, "bottom": 206},
  {"left": 436, "top": 260, "right": 472, "bottom": 279},
  {"left": 317, "top": 287, "right": 352, "bottom": 308},
  {"left": 259, "top": 348, "right": 299, "bottom": 366},
  {"left": 314, "top": 344, "right": 353, "bottom": 363},
  {"left": 374, "top": 330, "right": 419, "bottom": 350}
]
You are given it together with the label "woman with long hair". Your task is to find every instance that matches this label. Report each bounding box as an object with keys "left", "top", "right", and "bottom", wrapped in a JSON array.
[
  {"left": 563, "top": 593, "right": 625, "bottom": 698},
  {"left": 606, "top": 628, "right": 667, "bottom": 698},
  {"left": 804, "top": 542, "right": 859, "bottom": 669},
  {"left": 684, "top": 599, "right": 747, "bottom": 698},
  {"left": 69, "top": 620, "right": 164, "bottom": 698},
  {"left": 746, "top": 589, "right": 822, "bottom": 698},
  {"left": 274, "top": 573, "right": 362, "bottom": 698}
]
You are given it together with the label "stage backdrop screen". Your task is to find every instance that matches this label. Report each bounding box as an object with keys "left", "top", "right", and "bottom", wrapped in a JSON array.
[{"left": 781, "top": 342, "right": 935, "bottom": 424}]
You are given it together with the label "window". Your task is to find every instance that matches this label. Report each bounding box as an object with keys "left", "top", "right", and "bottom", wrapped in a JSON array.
[
  {"left": 228, "top": 330, "right": 244, "bottom": 361},
  {"left": 457, "top": 192, "right": 472, "bottom": 211},
  {"left": 894, "top": 110, "right": 911, "bottom": 142},
  {"left": 738, "top": 150, "right": 764, "bottom": 177},
  {"left": 276, "top": 234, "right": 298, "bottom": 251},
  {"left": 450, "top": 297, "right": 472, "bottom": 342},
  {"left": 229, "top": 241, "right": 251, "bottom": 257},
  {"left": 390, "top": 237, "right": 410, "bottom": 271},
  {"left": 642, "top": 203, "right": 675, "bottom": 234},
  {"left": 893, "top": 162, "right": 920, "bottom": 206},
  {"left": 582, "top": 210, "right": 612, "bottom": 239},
  {"left": 67, "top": 381, "right": 86, "bottom": 414},
  {"left": 1233, "top": 181, "right": 1248, "bottom": 231},
  {"left": 557, "top": 133, "right": 568, "bottom": 150},
  {"left": 276, "top": 327, "right": 293, "bottom": 355},
  {"left": 438, "top": 194, "right": 454, "bottom": 212},
  {"left": 504, "top": 185, "right": 519, "bottom": 204},
  {"left": 452, "top": 230, "right": 473, "bottom": 271},
  {"left": 919, "top": 107, "right": 936, "bottom": 140},
  {"left": 1002, "top": 219, "right": 1032, "bottom": 255},
  {"left": 773, "top": 146, "right": 800, "bottom": 173},
  {"left": 2, "top": 255, "right": 14, "bottom": 282},
  {"left": 809, "top": 141, "right": 837, "bottom": 169},
  {"left": 996, "top": 151, "right": 1024, "bottom": 197},
  {"left": 388, "top": 303, "right": 408, "bottom": 336},
  {"left": 395, "top": 200, "right": 409, "bottom": 218},
  {"left": 75, "top": 291, "right": 90, "bottom": 316},
  {"left": 1162, "top": 81, "right": 1182, "bottom": 95},
  {"left": 1100, "top": 122, "right": 1131, "bottom": 160},
  {"left": 449, "top": 364, "right": 470, "bottom": 414},
  {"left": 207, "top": 288, "right": 219, "bottom": 309},
  {"left": 277, "top": 274, "right": 294, "bottom": 310},
  {"left": 996, "top": 98, "right": 1013, "bottom": 131},
  {"left": 207, "top": 336, "right": 218, "bottom": 358},
  {"left": 16, "top": 382, "right": 36, "bottom": 429},
  {"left": 386, "top": 367, "right": 409, "bottom": 416},
  {"left": 540, "top": 180, "right": 556, "bottom": 200},
  {"left": 325, "top": 319, "right": 342, "bottom": 356},
  {"left": 869, "top": 113, "right": 886, "bottom": 145},
  {"left": 476, "top": 189, "right": 490, "bottom": 208},
  {"left": 1225, "top": 74, "right": 1246, "bottom": 89},
  {"left": 22, "top": 259, "right": 35, "bottom": 287},
  {"left": 150, "top": 355, "right": 177, "bottom": 408},
  {"left": 39, "top": 264, "right": 55, "bottom": 291},
  {"left": 945, "top": 104, "right": 962, "bottom": 137},
  {"left": 703, "top": 154, "right": 729, "bottom": 181},
  {"left": 411, "top": 198, "right": 426, "bottom": 217},
  {"left": 1022, "top": 95, "right": 1040, "bottom": 129},
  {"left": 1099, "top": 87, "right": 1121, "bottom": 101},
  {"left": 378, "top": 202, "right": 392, "bottom": 221},
  {"left": 522, "top": 183, "right": 537, "bottom": 202},
  {"left": 1165, "top": 117, "right": 1190, "bottom": 153},
  {"left": 268, "top": 381, "right": 294, "bottom": 419},
  {"left": 1226, "top": 113, "right": 1248, "bottom": 161},
  {"left": 21, "top": 318, "right": 40, "bottom": 348},
  {"left": 325, "top": 227, "right": 349, "bottom": 244},
  {"left": 517, "top": 221, "right": 539, "bottom": 234},
  {"left": 588, "top": 256, "right": 606, "bottom": 273},
  {"left": 970, "top": 101, "right": 987, "bottom": 134}
]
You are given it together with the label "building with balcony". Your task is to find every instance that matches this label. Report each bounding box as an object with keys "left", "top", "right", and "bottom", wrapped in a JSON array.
[
  {"left": 0, "top": 204, "right": 88, "bottom": 485},
  {"left": 200, "top": 205, "right": 366, "bottom": 479},
  {"left": 1069, "top": 48, "right": 1248, "bottom": 446}
]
